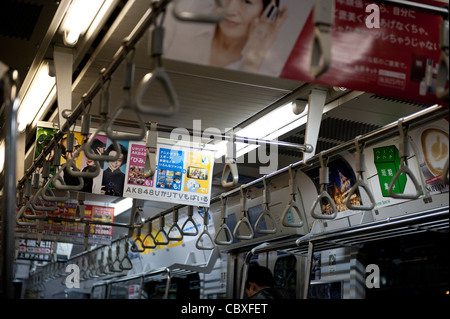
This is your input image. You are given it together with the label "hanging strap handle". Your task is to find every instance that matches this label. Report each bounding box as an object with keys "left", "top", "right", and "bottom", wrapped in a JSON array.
[
  {"left": 345, "top": 137, "right": 376, "bottom": 211},
  {"left": 84, "top": 124, "right": 122, "bottom": 162},
  {"left": 155, "top": 215, "right": 169, "bottom": 245},
  {"left": 233, "top": 186, "right": 254, "bottom": 240},
  {"left": 436, "top": 20, "right": 449, "bottom": 101},
  {"left": 84, "top": 78, "right": 122, "bottom": 161},
  {"left": 75, "top": 192, "right": 86, "bottom": 221},
  {"left": 310, "top": 153, "right": 338, "bottom": 219},
  {"left": 214, "top": 195, "right": 233, "bottom": 245},
  {"left": 310, "top": 0, "right": 334, "bottom": 78},
  {"left": 221, "top": 132, "right": 239, "bottom": 187},
  {"left": 143, "top": 222, "right": 157, "bottom": 249},
  {"left": 168, "top": 208, "right": 183, "bottom": 241},
  {"left": 40, "top": 176, "right": 71, "bottom": 202},
  {"left": 388, "top": 119, "right": 421, "bottom": 199},
  {"left": 16, "top": 202, "right": 38, "bottom": 226},
  {"left": 119, "top": 241, "right": 133, "bottom": 271},
  {"left": 135, "top": 23, "right": 179, "bottom": 116},
  {"left": 106, "top": 49, "right": 147, "bottom": 141},
  {"left": 110, "top": 244, "right": 123, "bottom": 272},
  {"left": 281, "top": 165, "right": 305, "bottom": 227},
  {"left": 182, "top": 206, "right": 199, "bottom": 236},
  {"left": 135, "top": 66, "right": 179, "bottom": 116},
  {"left": 195, "top": 208, "right": 215, "bottom": 250},
  {"left": 65, "top": 135, "right": 101, "bottom": 178},
  {"left": 144, "top": 123, "right": 158, "bottom": 178},
  {"left": 172, "top": 0, "right": 226, "bottom": 23},
  {"left": 130, "top": 226, "right": 146, "bottom": 253},
  {"left": 442, "top": 156, "right": 449, "bottom": 185},
  {"left": 30, "top": 188, "right": 57, "bottom": 212},
  {"left": 255, "top": 176, "right": 278, "bottom": 234},
  {"left": 96, "top": 250, "right": 106, "bottom": 277},
  {"left": 52, "top": 161, "right": 84, "bottom": 191}
]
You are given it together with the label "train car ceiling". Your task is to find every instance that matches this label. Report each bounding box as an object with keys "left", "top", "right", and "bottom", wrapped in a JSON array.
[{"left": 0, "top": 0, "right": 448, "bottom": 300}]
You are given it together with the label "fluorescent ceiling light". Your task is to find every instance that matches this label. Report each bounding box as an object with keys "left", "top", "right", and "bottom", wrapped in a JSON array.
[
  {"left": 17, "top": 61, "right": 56, "bottom": 132},
  {"left": 113, "top": 197, "right": 133, "bottom": 216},
  {"left": 214, "top": 102, "right": 308, "bottom": 159},
  {"left": 60, "top": 0, "right": 113, "bottom": 46},
  {"left": 31, "top": 86, "right": 57, "bottom": 129}
]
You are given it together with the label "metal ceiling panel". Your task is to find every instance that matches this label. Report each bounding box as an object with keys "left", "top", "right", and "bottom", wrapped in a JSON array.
[{"left": 68, "top": 0, "right": 303, "bottom": 134}]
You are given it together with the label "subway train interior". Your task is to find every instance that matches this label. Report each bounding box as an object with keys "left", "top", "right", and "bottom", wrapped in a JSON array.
[{"left": 0, "top": 0, "right": 449, "bottom": 302}]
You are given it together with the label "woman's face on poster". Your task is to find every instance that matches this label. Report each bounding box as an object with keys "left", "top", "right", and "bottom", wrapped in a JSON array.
[{"left": 219, "top": 0, "right": 264, "bottom": 40}]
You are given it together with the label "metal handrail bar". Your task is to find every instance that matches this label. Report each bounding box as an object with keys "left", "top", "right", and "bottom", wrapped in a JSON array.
[
  {"left": 239, "top": 206, "right": 448, "bottom": 257},
  {"left": 17, "top": 0, "right": 172, "bottom": 189},
  {"left": 143, "top": 105, "right": 447, "bottom": 225},
  {"left": 85, "top": 115, "right": 312, "bottom": 151}
]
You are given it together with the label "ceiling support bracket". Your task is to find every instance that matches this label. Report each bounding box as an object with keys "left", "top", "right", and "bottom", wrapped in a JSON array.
[{"left": 53, "top": 45, "right": 73, "bottom": 131}]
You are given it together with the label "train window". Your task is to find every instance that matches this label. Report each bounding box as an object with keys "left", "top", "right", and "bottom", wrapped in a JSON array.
[
  {"left": 273, "top": 255, "right": 297, "bottom": 299},
  {"left": 91, "top": 284, "right": 107, "bottom": 299},
  {"left": 109, "top": 278, "right": 142, "bottom": 299},
  {"left": 142, "top": 273, "right": 201, "bottom": 300},
  {"left": 309, "top": 282, "right": 342, "bottom": 299}
]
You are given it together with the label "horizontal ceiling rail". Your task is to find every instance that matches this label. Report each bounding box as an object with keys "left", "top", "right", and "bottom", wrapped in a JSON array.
[
  {"left": 17, "top": 0, "right": 172, "bottom": 190},
  {"left": 145, "top": 104, "right": 447, "bottom": 224},
  {"left": 243, "top": 206, "right": 449, "bottom": 256}
]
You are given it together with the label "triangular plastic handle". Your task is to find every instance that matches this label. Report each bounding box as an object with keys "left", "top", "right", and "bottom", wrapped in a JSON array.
[
  {"left": 214, "top": 223, "right": 233, "bottom": 245},
  {"left": 173, "top": 0, "right": 226, "bottom": 23},
  {"left": 105, "top": 100, "right": 147, "bottom": 141},
  {"left": 135, "top": 67, "right": 180, "bottom": 116},
  {"left": 345, "top": 179, "right": 376, "bottom": 211},
  {"left": 281, "top": 199, "right": 304, "bottom": 227},
  {"left": 388, "top": 162, "right": 421, "bottom": 200},
  {"left": 233, "top": 216, "right": 254, "bottom": 240},
  {"left": 196, "top": 229, "right": 215, "bottom": 250},
  {"left": 255, "top": 205, "right": 278, "bottom": 234},
  {"left": 221, "top": 161, "right": 239, "bottom": 188},
  {"left": 310, "top": 190, "right": 337, "bottom": 220}
]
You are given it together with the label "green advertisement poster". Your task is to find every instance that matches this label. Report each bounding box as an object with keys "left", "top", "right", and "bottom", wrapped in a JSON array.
[{"left": 373, "top": 146, "right": 407, "bottom": 197}]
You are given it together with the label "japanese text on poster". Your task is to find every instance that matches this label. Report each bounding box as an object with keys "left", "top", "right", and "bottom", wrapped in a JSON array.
[{"left": 124, "top": 142, "right": 214, "bottom": 207}]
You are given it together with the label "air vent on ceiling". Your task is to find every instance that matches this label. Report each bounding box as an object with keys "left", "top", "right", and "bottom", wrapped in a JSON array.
[
  {"left": 280, "top": 117, "right": 381, "bottom": 157},
  {"left": 0, "top": 0, "right": 43, "bottom": 40},
  {"left": 369, "top": 94, "right": 430, "bottom": 108}
]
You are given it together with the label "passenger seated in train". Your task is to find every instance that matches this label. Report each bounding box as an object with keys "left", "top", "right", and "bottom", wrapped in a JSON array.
[{"left": 245, "top": 264, "right": 286, "bottom": 299}]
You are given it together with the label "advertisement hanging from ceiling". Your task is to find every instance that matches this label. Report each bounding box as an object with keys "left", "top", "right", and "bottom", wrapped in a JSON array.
[
  {"left": 304, "top": 156, "right": 362, "bottom": 217},
  {"left": 123, "top": 142, "right": 215, "bottom": 207},
  {"left": 35, "top": 122, "right": 129, "bottom": 198},
  {"left": 409, "top": 118, "right": 449, "bottom": 194},
  {"left": 163, "top": 0, "right": 446, "bottom": 106},
  {"left": 365, "top": 117, "right": 449, "bottom": 209},
  {"left": 16, "top": 202, "right": 114, "bottom": 245}
]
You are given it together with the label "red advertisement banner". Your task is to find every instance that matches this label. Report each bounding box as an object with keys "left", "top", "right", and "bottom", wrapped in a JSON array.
[
  {"left": 163, "top": 0, "right": 447, "bottom": 106},
  {"left": 16, "top": 202, "right": 114, "bottom": 245},
  {"left": 281, "top": 0, "right": 447, "bottom": 105}
]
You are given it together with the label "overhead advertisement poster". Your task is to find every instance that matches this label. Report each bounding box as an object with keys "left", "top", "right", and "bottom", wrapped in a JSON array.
[
  {"left": 163, "top": 0, "right": 446, "bottom": 106},
  {"left": 35, "top": 122, "right": 129, "bottom": 198},
  {"left": 365, "top": 118, "right": 449, "bottom": 209},
  {"left": 123, "top": 142, "right": 215, "bottom": 207},
  {"left": 305, "top": 157, "right": 362, "bottom": 217},
  {"left": 409, "top": 118, "right": 449, "bottom": 194},
  {"left": 16, "top": 203, "right": 114, "bottom": 246},
  {"left": 17, "top": 239, "right": 54, "bottom": 262}
]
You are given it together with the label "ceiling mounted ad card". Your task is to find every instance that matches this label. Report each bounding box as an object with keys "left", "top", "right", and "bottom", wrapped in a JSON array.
[
  {"left": 163, "top": 0, "right": 447, "bottom": 106},
  {"left": 123, "top": 142, "right": 215, "bottom": 207}
]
